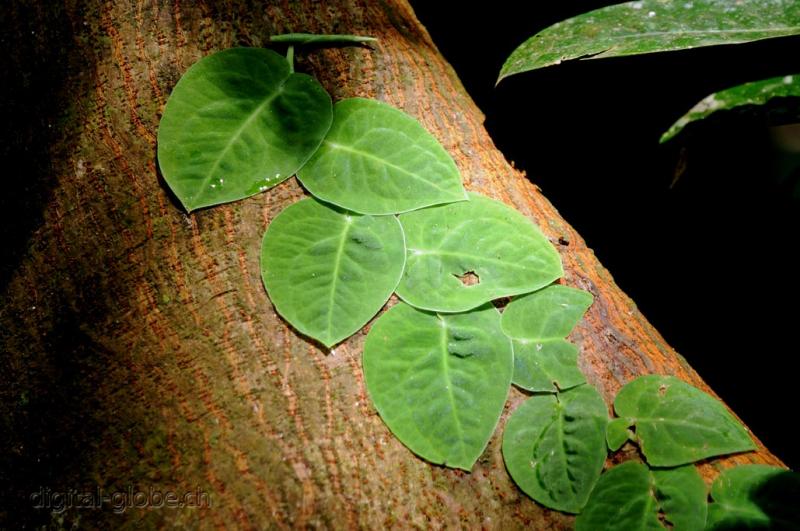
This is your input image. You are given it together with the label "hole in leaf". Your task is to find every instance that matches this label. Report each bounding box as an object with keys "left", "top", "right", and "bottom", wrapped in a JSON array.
[{"left": 454, "top": 271, "right": 480, "bottom": 286}]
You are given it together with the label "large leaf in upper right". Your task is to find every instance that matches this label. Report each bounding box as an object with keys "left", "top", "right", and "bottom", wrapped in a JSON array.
[
  {"left": 706, "top": 464, "right": 800, "bottom": 530},
  {"left": 499, "top": 0, "right": 800, "bottom": 81},
  {"left": 661, "top": 73, "right": 800, "bottom": 142},
  {"left": 297, "top": 98, "right": 466, "bottom": 215},
  {"left": 396, "top": 193, "right": 563, "bottom": 313},
  {"left": 576, "top": 461, "right": 707, "bottom": 531},
  {"left": 613, "top": 375, "right": 755, "bottom": 466}
]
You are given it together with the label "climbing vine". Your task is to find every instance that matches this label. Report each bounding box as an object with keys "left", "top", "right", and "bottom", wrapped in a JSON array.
[{"left": 156, "top": 34, "right": 797, "bottom": 529}]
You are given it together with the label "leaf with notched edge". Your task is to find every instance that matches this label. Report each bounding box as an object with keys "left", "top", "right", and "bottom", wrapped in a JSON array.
[{"left": 396, "top": 193, "right": 563, "bottom": 313}]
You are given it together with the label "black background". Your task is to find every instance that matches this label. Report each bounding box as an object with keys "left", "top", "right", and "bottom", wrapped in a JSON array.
[{"left": 411, "top": 1, "right": 800, "bottom": 469}]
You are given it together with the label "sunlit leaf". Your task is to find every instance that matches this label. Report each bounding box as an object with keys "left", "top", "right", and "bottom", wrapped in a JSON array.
[
  {"left": 158, "top": 48, "right": 332, "bottom": 211},
  {"left": 501, "top": 285, "right": 593, "bottom": 392},
  {"left": 396, "top": 193, "right": 563, "bottom": 313},
  {"left": 661, "top": 73, "right": 800, "bottom": 142},
  {"left": 297, "top": 98, "right": 467, "bottom": 215},
  {"left": 707, "top": 464, "right": 800, "bottom": 530},
  {"left": 502, "top": 385, "right": 609, "bottom": 513},
  {"left": 613, "top": 375, "right": 755, "bottom": 466},
  {"left": 260, "top": 197, "right": 405, "bottom": 348},
  {"left": 363, "top": 302, "right": 513, "bottom": 470},
  {"left": 500, "top": 0, "right": 800, "bottom": 81},
  {"left": 576, "top": 461, "right": 707, "bottom": 531}
]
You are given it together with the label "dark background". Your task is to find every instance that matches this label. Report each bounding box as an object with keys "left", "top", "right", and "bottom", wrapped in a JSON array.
[{"left": 412, "top": 1, "right": 800, "bottom": 469}]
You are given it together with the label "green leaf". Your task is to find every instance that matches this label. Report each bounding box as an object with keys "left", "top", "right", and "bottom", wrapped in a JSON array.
[
  {"left": 363, "top": 302, "right": 513, "bottom": 471},
  {"left": 661, "top": 73, "right": 800, "bottom": 142},
  {"left": 297, "top": 98, "right": 467, "bottom": 215},
  {"left": 260, "top": 197, "right": 405, "bottom": 348},
  {"left": 502, "top": 385, "right": 609, "bottom": 513},
  {"left": 707, "top": 465, "right": 800, "bottom": 530},
  {"left": 499, "top": 0, "right": 800, "bottom": 81},
  {"left": 606, "top": 417, "right": 633, "bottom": 451},
  {"left": 613, "top": 375, "right": 755, "bottom": 466},
  {"left": 270, "top": 33, "right": 377, "bottom": 44},
  {"left": 576, "top": 461, "right": 707, "bottom": 531},
  {"left": 157, "top": 48, "right": 333, "bottom": 211},
  {"left": 395, "top": 193, "right": 563, "bottom": 313},
  {"left": 501, "top": 285, "right": 593, "bottom": 392}
]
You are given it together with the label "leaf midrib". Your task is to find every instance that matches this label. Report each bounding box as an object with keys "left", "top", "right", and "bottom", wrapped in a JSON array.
[
  {"left": 324, "top": 217, "right": 353, "bottom": 344},
  {"left": 438, "top": 315, "right": 467, "bottom": 466},
  {"left": 194, "top": 81, "right": 286, "bottom": 208},
  {"left": 324, "top": 140, "right": 458, "bottom": 197}
]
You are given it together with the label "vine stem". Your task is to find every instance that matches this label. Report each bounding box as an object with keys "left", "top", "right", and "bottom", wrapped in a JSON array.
[{"left": 286, "top": 45, "right": 295, "bottom": 73}]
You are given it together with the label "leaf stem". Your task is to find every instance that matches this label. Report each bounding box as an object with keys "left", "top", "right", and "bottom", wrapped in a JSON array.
[{"left": 286, "top": 45, "right": 294, "bottom": 73}]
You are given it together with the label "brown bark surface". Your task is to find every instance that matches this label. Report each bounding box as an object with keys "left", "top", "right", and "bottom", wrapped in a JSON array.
[{"left": 0, "top": 1, "right": 783, "bottom": 528}]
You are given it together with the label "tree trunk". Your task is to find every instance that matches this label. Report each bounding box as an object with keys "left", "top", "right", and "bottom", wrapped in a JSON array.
[{"left": 0, "top": 1, "right": 783, "bottom": 528}]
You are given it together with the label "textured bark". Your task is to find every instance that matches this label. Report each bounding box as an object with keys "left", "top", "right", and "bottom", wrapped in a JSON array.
[{"left": 0, "top": 1, "right": 783, "bottom": 528}]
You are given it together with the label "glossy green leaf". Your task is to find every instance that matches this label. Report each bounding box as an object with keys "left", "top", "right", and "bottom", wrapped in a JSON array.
[
  {"left": 661, "top": 73, "right": 800, "bottom": 142},
  {"left": 606, "top": 417, "right": 633, "bottom": 451},
  {"left": 500, "top": 0, "right": 800, "bottom": 81},
  {"left": 297, "top": 98, "right": 467, "bottom": 215},
  {"left": 576, "top": 461, "right": 707, "bottom": 531},
  {"left": 363, "top": 302, "right": 513, "bottom": 470},
  {"left": 395, "top": 193, "right": 563, "bottom": 313},
  {"left": 613, "top": 375, "right": 755, "bottom": 466},
  {"left": 270, "top": 33, "right": 377, "bottom": 44},
  {"left": 707, "top": 465, "right": 800, "bottom": 530},
  {"left": 503, "top": 384, "right": 608, "bottom": 513},
  {"left": 157, "top": 48, "right": 333, "bottom": 211},
  {"left": 260, "top": 197, "right": 405, "bottom": 348},
  {"left": 501, "top": 285, "right": 593, "bottom": 392}
]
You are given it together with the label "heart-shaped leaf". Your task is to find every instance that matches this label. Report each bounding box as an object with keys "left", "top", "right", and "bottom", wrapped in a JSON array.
[
  {"left": 157, "top": 48, "right": 333, "bottom": 211},
  {"left": 576, "top": 461, "right": 707, "bottom": 531},
  {"left": 661, "top": 73, "right": 800, "bottom": 142},
  {"left": 502, "top": 384, "right": 609, "bottom": 513},
  {"left": 613, "top": 375, "right": 755, "bottom": 466},
  {"left": 363, "top": 302, "right": 513, "bottom": 470},
  {"left": 260, "top": 197, "right": 405, "bottom": 348},
  {"left": 707, "top": 465, "right": 800, "bottom": 530},
  {"left": 395, "top": 193, "right": 563, "bottom": 312},
  {"left": 501, "top": 285, "right": 593, "bottom": 392},
  {"left": 500, "top": 0, "right": 800, "bottom": 81},
  {"left": 297, "top": 97, "right": 467, "bottom": 215}
]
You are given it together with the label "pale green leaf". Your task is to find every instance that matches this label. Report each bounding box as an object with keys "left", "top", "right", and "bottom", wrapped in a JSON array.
[
  {"left": 501, "top": 285, "right": 592, "bottom": 392},
  {"left": 260, "top": 197, "right": 405, "bottom": 348},
  {"left": 270, "top": 33, "right": 377, "bottom": 44},
  {"left": 157, "top": 48, "right": 332, "bottom": 211},
  {"left": 606, "top": 417, "right": 633, "bottom": 451},
  {"left": 576, "top": 461, "right": 707, "bottom": 531},
  {"left": 363, "top": 302, "right": 513, "bottom": 471},
  {"left": 297, "top": 98, "right": 467, "bottom": 215},
  {"left": 395, "top": 193, "right": 563, "bottom": 313},
  {"left": 500, "top": 0, "right": 800, "bottom": 81},
  {"left": 707, "top": 465, "right": 800, "bottom": 530},
  {"left": 613, "top": 375, "right": 755, "bottom": 466},
  {"left": 502, "top": 385, "right": 609, "bottom": 513},
  {"left": 661, "top": 73, "right": 800, "bottom": 142}
]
